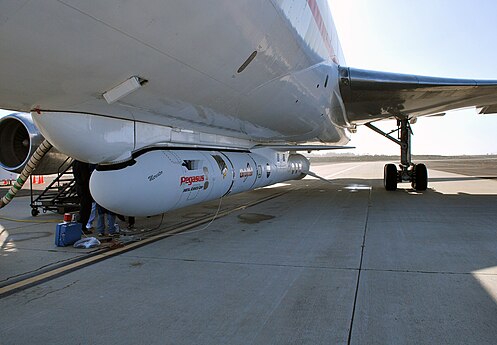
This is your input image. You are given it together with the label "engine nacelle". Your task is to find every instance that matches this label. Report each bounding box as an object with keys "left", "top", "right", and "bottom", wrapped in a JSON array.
[
  {"left": 90, "top": 149, "right": 309, "bottom": 216},
  {"left": 0, "top": 113, "right": 70, "bottom": 174}
]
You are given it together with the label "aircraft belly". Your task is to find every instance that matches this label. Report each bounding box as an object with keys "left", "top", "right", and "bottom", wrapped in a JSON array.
[
  {"left": 58, "top": 1, "right": 311, "bottom": 91},
  {"left": 239, "top": 63, "right": 335, "bottom": 138},
  {"left": 0, "top": 2, "right": 302, "bottom": 103},
  {"left": 0, "top": 1, "right": 345, "bottom": 144},
  {"left": 32, "top": 111, "right": 136, "bottom": 163}
]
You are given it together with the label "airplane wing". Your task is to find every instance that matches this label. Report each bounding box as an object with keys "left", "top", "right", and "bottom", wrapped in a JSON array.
[{"left": 338, "top": 67, "right": 497, "bottom": 124}]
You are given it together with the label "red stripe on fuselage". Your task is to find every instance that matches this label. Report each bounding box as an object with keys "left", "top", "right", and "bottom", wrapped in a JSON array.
[{"left": 306, "top": 0, "right": 338, "bottom": 63}]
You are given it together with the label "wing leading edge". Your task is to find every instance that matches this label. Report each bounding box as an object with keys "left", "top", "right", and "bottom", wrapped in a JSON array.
[{"left": 338, "top": 67, "right": 497, "bottom": 124}]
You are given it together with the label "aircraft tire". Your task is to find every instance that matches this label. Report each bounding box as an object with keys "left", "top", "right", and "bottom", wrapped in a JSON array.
[
  {"left": 412, "top": 163, "right": 428, "bottom": 191},
  {"left": 384, "top": 163, "right": 397, "bottom": 191}
]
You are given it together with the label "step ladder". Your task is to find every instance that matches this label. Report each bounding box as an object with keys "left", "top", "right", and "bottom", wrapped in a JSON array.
[{"left": 30, "top": 158, "right": 79, "bottom": 216}]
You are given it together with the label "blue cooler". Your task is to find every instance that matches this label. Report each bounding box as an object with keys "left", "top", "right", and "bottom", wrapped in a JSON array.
[{"left": 55, "top": 222, "right": 82, "bottom": 247}]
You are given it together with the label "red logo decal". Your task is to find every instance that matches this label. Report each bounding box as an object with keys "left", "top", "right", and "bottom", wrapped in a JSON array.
[{"left": 180, "top": 175, "right": 205, "bottom": 186}]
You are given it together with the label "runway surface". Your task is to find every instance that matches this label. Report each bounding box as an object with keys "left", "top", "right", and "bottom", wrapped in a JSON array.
[
  {"left": 1, "top": 160, "right": 497, "bottom": 344},
  {"left": 425, "top": 157, "right": 497, "bottom": 178}
]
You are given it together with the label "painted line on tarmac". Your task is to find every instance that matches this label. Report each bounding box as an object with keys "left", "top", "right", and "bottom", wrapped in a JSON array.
[{"left": 0, "top": 190, "right": 290, "bottom": 299}]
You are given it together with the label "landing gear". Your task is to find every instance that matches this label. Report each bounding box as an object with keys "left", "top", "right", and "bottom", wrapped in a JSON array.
[
  {"left": 384, "top": 163, "right": 397, "bottom": 191},
  {"left": 412, "top": 163, "right": 427, "bottom": 191},
  {"left": 366, "top": 118, "right": 428, "bottom": 191}
]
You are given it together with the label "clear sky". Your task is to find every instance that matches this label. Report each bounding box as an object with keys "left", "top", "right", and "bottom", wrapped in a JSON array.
[
  {"left": 2, "top": 1, "right": 497, "bottom": 155},
  {"left": 328, "top": 0, "right": 497, "bottom": 155}
]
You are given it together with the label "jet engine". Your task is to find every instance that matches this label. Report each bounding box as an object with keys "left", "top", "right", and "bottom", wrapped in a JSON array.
[
  {"left": 0, "top": 113, "right": 71, "bottom": 174},
  {"left": 90, "top": 149, "right": 309, "bottom": 216}
]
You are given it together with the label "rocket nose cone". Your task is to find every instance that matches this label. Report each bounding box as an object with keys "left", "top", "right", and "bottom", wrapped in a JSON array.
[{"left": 89, "top": 151, "right": 181, "bottom": 217}]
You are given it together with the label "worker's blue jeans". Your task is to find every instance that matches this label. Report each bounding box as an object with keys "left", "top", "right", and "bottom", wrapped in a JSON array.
[{"left": 96, "top": 205, "right": 117, "bottom": 234}]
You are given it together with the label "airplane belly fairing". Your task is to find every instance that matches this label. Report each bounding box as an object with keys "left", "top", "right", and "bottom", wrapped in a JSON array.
[
  {"left": 31, "top": 106, "right": 348, "bottom": 164},
  {"left": 30, "top": 58, "right": 349, "bottom": 165}
]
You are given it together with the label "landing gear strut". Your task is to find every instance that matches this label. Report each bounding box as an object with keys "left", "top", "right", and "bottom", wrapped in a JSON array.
[{"left": 365, "top": 118, "right": 428, "bottom": 191}]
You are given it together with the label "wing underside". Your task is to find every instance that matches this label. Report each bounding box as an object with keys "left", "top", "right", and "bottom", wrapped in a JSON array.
[{"left": 338, "top": 67, "right": 497, "bottom": 124}]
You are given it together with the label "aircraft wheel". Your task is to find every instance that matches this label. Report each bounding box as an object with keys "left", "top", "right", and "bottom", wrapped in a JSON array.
[
  {"left": 412, "top": 163, "right": 428, "bottom": 191},
  {"left": 384, "top": 164, "right": 398, "bottom": 191}
]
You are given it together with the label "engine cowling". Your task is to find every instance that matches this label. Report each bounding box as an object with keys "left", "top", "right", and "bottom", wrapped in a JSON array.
[
  {"left": 0, "top": 113, "right": 71, "bottom": 174},
  {"left": 90, "top": 149, "right": 309, "bottom": 216}
]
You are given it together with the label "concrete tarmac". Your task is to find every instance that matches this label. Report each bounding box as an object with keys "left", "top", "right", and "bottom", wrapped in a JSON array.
[{"left": 1, "top": 161, "right": 497, "bottom": 344}]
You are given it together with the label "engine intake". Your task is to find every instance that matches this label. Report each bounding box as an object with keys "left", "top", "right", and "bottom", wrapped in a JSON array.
[{"left": 0, "top": 113, "right": 70, "bottom": 174}]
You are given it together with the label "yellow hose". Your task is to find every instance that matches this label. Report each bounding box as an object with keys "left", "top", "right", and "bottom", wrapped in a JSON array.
[{"left": 0, "top": 140, "right": 53, "bottom": 208}]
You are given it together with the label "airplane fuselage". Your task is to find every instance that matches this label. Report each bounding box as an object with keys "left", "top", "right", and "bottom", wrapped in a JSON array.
[{"left": 0, "top": 0, "right": 350, "bottom": 164}]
